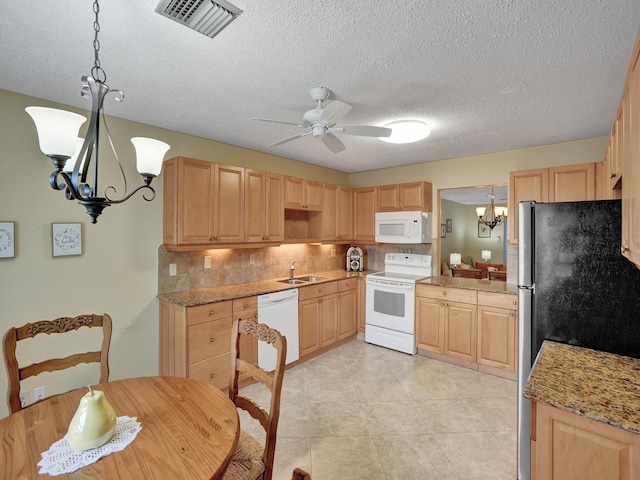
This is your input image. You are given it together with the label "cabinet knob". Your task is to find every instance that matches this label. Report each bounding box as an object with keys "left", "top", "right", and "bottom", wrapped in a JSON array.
[
  {"left": 611, "top": 173, "right": 617, "bottom": 179},
  {"left": 210, "top": 373, "right": 216, "bottom": 379},
  {"left": 210, "top": 337, "right": 216, "bottom": 343},
  {"left": 622, "top": 245, "right": 630, "bottom": 253},
  {"left": 209, "top": 310, "right": 215, "bottom": 315},
  {"left": 442, "top": 292, "right": 447, "bottom": 296},
  {"left": 510, "top": 313, "right": 515, "bottom": 317},
  {"left": 244, "top": 304, "right": 249, "bottom": 309},
  {"left": 210, "top": 236, "right": 220, "bottom": 241}
]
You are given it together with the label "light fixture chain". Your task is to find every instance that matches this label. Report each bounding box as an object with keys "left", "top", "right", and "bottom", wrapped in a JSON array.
[{"left": 91, "top": 0, "right": 106, "bottom": 83}]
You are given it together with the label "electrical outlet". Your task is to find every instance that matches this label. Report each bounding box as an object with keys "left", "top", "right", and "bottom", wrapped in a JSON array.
[
  {"left": 169, "top": 263, "right": 177, "bottom": 276},
  {"left": 249, "top": 254, "right": 255, "bottom": 265},
  {"left": 330, "top": 249, "right": 336, "bottom": 258},
  {"left": 204, "top": 256, "right": 211, "bottom": 269},
  {"left": 20, "top": 390, "right": 30, "bottom": 408},
  {"left": 33, "top": 386, "right": 46, "bottom": 402}
]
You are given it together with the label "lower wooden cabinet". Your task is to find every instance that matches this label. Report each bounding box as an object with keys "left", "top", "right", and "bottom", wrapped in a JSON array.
[
  {"left": 532, "top": 401, "right": 640, "bottom": 480},
  {"left": 416, "top": 285, "right": 517, "bottom": 379},
  {"left": 357, "top": 276, "right": 367, "bottom": 333},
  {"left": 298, "top": 282, "right": 338, "bottom": 357},
  {"left": 337, "top": 278, "right": 358, "bottom": 340}
]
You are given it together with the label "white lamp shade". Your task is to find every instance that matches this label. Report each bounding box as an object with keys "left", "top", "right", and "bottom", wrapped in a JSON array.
[
  {"left": 25, "top": 106, "right": 86, "bottom": 157},
  {"left": 482, "top": 250, "right": 491, "bottom": 261},
  {"left": 64, "top": 138, "right": 86, "bottom": 172},
  {"left": 475, "top": 206, "right": 486, "bottom": 217},
  {"left": 450, "top": 253, "right": 461, "bottom": 266},
  {"left": 131, "top": 137, "right": 170, "bottom": 176},
  {"left": 494, "top": 206, "right": 505, "bottom": 217}
]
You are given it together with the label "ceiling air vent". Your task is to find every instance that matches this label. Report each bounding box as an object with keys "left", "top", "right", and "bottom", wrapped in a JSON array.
[{"left": 155, "top": 0, "right": 243, "bottom": 39}]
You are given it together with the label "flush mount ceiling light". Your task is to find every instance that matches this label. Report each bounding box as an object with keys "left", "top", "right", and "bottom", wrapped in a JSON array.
[
  {"left": 379, "top": 120, "right": 431, "bottom": 144},
  {"left": 26, "top": 0, "right": 171, "bottom": 224}
]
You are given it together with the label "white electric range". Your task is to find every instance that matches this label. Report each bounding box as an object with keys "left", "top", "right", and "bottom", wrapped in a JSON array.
[{"left": 365, "top": 253, "right": 432, "bottom": 354}]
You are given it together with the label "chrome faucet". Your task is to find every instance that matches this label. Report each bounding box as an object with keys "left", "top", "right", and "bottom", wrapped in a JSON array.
[{"left": 289, "top": 260, "right": 296, "bottom": 279}]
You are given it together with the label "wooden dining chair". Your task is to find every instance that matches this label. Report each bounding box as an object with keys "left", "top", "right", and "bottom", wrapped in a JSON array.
[
  {"left": 3, "top": 313, "right": 112, "bottom": 414},
  {"left": 291, "top": 468, "right": 311, "bottom": 480},
  {"left": 222, "top": 318, "right": 287, "bottom": 480}
]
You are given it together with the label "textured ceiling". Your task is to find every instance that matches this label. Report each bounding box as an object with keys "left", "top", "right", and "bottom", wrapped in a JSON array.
[{"left": 1, "top": 1, "right": 638, "bottom": 174}]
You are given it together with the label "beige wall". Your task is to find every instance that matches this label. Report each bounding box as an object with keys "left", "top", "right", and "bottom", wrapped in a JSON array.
[{"left": 0, "top": 87, "right": 608, "bottom": 418}]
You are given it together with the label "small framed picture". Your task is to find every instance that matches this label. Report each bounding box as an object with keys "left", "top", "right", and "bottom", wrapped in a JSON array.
[
  {"left": 0, "top": 222, "right": 15, "bottom": 258},
  {"left": 478, "top": 222, "right": 491, "bottom": 238},
  {"left": 446, "top": 218, "right": 452, "bottom": 232},
  {"left": 441, "top": 224, "right": 446, "bottom": 238},
  {"left": 52, "top": 223, "right": 83, "bottom": 256}
]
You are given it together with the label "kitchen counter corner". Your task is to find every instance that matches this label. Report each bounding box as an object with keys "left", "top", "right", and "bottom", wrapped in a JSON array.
[{"left": 418, "top": 275, "right": 518, "bottom": 294}]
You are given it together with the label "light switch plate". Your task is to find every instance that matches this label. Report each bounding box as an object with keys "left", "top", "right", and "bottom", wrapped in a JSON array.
[
  {"left": 204, "top": 256, "right": 211, "bottom": 269},
  {"left": 169, "top": 263, "right": 177, "bottom": 276},
  {"left": 331, "top": 249, "right": 336, "bottom": 258},
  {"left": 249, "top": 254, "right": 255, "bottom": 265}
]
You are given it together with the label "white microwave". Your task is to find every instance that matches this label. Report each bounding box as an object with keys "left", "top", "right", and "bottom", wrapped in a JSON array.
[{"left": 375, "top": 211, "right": 432, "bottom": 244}]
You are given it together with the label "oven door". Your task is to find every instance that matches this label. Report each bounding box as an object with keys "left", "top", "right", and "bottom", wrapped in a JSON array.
[{"left": 365, "top": 277, "right": 416, "bottom": 334}]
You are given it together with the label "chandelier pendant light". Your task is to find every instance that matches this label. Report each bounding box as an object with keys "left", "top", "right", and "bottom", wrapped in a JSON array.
[
  {"left": 476, "top": 187, "right": 507, "bottom": 230},
  {"left": 26, "top": 0, "right": 170, "bottom": 224}
]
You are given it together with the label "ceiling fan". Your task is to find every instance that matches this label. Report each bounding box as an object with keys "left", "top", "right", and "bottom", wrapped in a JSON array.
[{"left": 252, "top": 86, "right": 392, "bottom": 153}]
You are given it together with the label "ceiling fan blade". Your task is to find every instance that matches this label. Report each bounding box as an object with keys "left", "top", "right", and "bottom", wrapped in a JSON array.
[
  {"left": 320, "top": 100, "right": 352, "bottom": 125},
  {"left": 252, "top": 117, "right": 306, "bottom": 128},
  {"left": 322, "top": 132, "right": 346, "bottom": 153},
  {"left": 269, "top": 131, "right": 311, "bottom": 147},
  {"left": 334, "top": 125, "right": 392, "bottom": 137}
]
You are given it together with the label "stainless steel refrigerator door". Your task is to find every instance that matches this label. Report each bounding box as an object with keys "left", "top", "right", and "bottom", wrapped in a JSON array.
[{"left": 518, "top": 201, "right": 534, "bottom": 287}]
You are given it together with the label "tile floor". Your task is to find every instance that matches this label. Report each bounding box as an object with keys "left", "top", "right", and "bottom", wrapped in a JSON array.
[{"left": 238, "top": 338, "right": 518, "bottom": 480}]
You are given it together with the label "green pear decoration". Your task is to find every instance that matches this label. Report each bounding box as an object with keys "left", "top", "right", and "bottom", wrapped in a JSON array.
[{"left": 67, "top": 385, "right": 117, "bottom": 451}]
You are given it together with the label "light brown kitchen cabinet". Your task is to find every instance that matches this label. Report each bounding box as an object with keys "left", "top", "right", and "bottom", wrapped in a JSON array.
[
  {"left": 337, "top": 186, "right": 354, "bottom": 241},
  {"left": 233, "top": 297, "right": 258, "bottom": 383},
  {"left": 244, "top": 169, "right": 284, "bottom": 243},
  {"left": 477, "top": 291, "right": 517, "bottom": 380},
  {"left": 319, "top": 184, "right": 354, "bottom": 242},
  {"left": 337, "top": 278, "right": 357, "bottom": 340},
  {"left": 285, "top": 176, "right": 323, "bottom": 211},
  {"left": 163, "top": 157, "right": 244, "bottom": 246},
  {"left": 354, "top": 187, "right": 376, "bottom": 243},
  {"left": 416, "top": 285, "right": 478, "bottom": 369},
  {"left": 531, "top": 401, "right": 640, "bottom": 480},
  {"left": 376, "top": 181, "right": 432, "bottom": 212},
  {"left": 509, "top": 164, "right": 595, "bottom": 244}
]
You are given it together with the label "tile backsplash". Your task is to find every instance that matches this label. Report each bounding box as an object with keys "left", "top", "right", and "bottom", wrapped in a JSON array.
[{"left": 158, "top": 242, "right": 435, "bottom": 294}]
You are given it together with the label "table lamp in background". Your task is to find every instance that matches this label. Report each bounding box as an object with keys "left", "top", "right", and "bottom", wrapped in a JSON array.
[
  {"left": 450, "top": 253, "right": 461, "bottom": 268},
  {"left": 482, "top": 250, "right": 492, "bottom": 262}
]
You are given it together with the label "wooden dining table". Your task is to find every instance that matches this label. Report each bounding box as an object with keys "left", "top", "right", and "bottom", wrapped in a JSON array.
[{"left": 0, "top": 376, "right": 240, "bottom": 479}]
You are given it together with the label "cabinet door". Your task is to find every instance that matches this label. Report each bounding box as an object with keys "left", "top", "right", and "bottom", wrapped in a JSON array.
[
  {"left": 321, "top": 183, "right": 338, "bottom": 241},
  {"left": 444, "top": 302, "right": 477, "bottom": 362},
  {"left": 305, "top": 180, "right": 324, "bottom": 211},
  {"left": 477, "top": 305, "right": 516, "bottom": 375},
  {"left": 623, "top": 46, "right": 640, "bottom": 266},
  {"left": 299, "top": 298, "right": 320, "bottom": 357},
  {"left": 244, "top": 169, "right": 267, "bottom": 242},
  {"left": 285, "top": 176, "right": 305, "bottom": 209},
  {"left": 319, "top": 294, "right": 338, "bottom": 347},
  {"left": 354, "top": 187, "right": 376, "bottom": 243},
  {"left": 509, "top": 168, "right": 549, "bottom": 244},
  {"left": 548, "top": 163, "right": 595, "bottom": 202},
  {"left": 535, "top": 402, "right": 640, "bottom": 480},
  {"left": 376, "top": 184, "right": 399, "bottom": 212},
  {"left": 214, "top": 164, "right": 244, "bottom": 242},
  {"left": 337, "top": 186, "right": 354, "bottom": 240},
  {"left": 265, "top": 173, "right": 285, "bottom": 242},
  {"left": 399, "top": 182, "right": 432, "bottom": 211},
  {"left": 416, "top": 296, "right": 445, "bottom": 354},
  {"left": 178, "top": 158, "right": 215, "bottom": 244},
  {"left": 337, "top": 289, "right": 357, "bottom": 340}
]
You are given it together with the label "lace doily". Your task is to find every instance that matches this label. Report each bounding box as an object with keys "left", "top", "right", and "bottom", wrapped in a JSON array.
[{"left": 38, "top": 415, "right": 142, "bottom": 476}]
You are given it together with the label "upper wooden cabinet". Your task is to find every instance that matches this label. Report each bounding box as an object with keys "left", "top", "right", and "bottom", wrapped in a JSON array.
[
  {"left": 163, "top": 157, "right": 244, "bottom": 246},
  {"left": 244, "top": 169, "right": 284, "bottom": 243},
  {"left": 320, "top": 184, "right": 353, "bottom": 242},
  {"left": 508, "top": 163, "right": 595, "bottom": 244},
  {"left": 285, "top": 176, "right": 323, "bottom": 211},
  {"left": 354, "top": 187, "right": 376, "bottom": 243},
  {"left": 376, "top": 181, "right": 432, "bottom": 212}
]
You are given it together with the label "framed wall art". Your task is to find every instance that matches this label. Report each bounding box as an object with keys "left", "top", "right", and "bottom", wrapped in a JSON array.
[
  {"left": 0, "top": 222, "right": 15, "bottom": 258},
  {"left": 52, "top": 223, "right": 83, "bottom": 256},
  {"left": 478, "top": 222, "right": 491, "bottom": 238},
  {"left": 446, "top": 218, "right": 452, "bottom": 232}
]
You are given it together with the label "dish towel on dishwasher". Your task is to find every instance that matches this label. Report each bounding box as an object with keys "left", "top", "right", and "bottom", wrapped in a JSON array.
[{"left": 38, "top": 416, "right": 142, "bottom": 476}]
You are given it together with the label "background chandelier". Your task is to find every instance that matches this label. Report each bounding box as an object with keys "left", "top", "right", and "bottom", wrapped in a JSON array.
[
  {"left": 26, "top": 0, "right": 170, "bottom": 224},
  {"left": 476, "top": 187, "right": 507, "bottom": 230}
]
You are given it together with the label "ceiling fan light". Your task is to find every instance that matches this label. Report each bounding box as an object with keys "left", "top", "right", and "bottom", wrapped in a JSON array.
[{"left": 380, "top": 120, "right": 430, "bottom": 144}]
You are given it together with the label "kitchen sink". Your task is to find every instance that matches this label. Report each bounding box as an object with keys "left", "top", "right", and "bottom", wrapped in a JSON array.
[
  {"left": 295, "top": 275, "right": 328, "bottom": 282},
  {"left": 277, "top": 279, "right": 308, "bottom": 285}
]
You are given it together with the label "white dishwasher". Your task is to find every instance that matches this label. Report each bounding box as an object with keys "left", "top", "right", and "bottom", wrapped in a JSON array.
[{"left": 257, "top": 288, "right": 299, "bottom": 371}]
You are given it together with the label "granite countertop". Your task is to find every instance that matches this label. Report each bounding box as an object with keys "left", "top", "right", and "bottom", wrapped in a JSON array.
[
  {"left": 524, "top": 340, "right": 640, "bottom": 434},
  {"left": 418, "top": 276, "right": 518, "bottom": 295},
  {"left": 158, "top": 269, "right": 370, "bottom": 307}
]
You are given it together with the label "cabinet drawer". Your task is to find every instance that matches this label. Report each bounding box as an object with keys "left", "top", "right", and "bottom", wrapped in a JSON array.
[
  {"left": 338, "top": 278, "right": 357, "bottom": 292},
  {"left": 188, "top": 319, "right": 232, "bottom": 363},
  {"left": 416, "top": 285, "right": 477, "bottom": 304},
  {"left": 478, "top": 291, "right": 518, "bottom": 310},
  {"left": 233, "top": 296, "right": 257, "bottom": 312},
  {"left": 188, "top": 353, "right": 231, "bottom": 390},
  {"left": 298, "top": 281, "right": 338, "bottom": 301},
  {"left": 186, "top": 300, "right": 233, "bottom": 326}
]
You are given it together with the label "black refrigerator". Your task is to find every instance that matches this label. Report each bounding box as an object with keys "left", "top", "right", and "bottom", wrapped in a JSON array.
[{"left": 516, "top": 199, "right": 640, "bottom": 480}]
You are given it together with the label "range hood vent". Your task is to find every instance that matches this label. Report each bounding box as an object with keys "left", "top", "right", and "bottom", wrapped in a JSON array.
[{"left": 155, "top": 0, "right": 243, "bottom": 39}]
